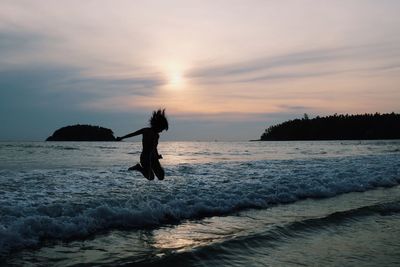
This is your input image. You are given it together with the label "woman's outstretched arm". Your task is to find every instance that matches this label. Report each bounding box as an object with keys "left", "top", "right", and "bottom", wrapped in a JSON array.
[{"left": 117, "top": 128, "right": 145, "bottom": 141}]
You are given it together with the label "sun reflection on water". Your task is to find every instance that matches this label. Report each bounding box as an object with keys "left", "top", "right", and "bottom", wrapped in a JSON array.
[{"left": 149, "top": 216, "right": 254, "bottom": 252}]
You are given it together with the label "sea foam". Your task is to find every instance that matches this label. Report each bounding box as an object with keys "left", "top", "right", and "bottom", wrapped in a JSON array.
[{"left": 0, "top": 152, "right": 399, "bottom": 256}]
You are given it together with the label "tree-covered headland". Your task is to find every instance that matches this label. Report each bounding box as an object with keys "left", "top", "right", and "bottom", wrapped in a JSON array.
[
  {"left": 46, "top": 124, "right": 116, "bottom": 141},
  {"left": 260, "top": 113, "right": 400, "bottom": 141}
]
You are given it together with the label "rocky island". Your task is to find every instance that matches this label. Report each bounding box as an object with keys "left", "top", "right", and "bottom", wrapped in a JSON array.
[
  {"left": 46, "top": 124, "right": 116, "bottom": 141},
  {"left": 260, "top": 113, "right": 400, "bottom": 141}
]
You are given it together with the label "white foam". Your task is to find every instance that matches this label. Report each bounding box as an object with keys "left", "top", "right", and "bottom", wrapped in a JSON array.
[{"left": 1, "top": 151, "right": 400, "bottom": 256}]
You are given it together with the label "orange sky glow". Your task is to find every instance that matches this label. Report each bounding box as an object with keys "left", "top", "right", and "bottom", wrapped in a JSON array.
[{"left": 1, "top": 0, "right": 399, "bottom": 140}]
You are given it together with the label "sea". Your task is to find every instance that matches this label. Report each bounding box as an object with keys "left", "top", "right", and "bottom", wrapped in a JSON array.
[{"left": 0, "top": 140, "right": 400, "bottom": 266}]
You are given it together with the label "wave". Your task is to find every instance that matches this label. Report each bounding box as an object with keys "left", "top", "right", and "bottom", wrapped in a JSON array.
[
  {"left": 53, "top": 146, "right": 80, "bottom": 150},
  {"left": 0, "top": 143, "right": 80, "bottom": 151},
  {"left": 1, "top": 154, "right": 400, "bottom": 257},
  {"left": 276, "top": 201, "right": 400, "bottom": 235},
  {"left": 106, "top": 200, "right": 400, "bottom": 267},
  {"left": 127, "top": 151, "right": 140, "bottom": 155},
  {"left": 384, "top": 148, "right": 400, "bottom": 153},
  {"left": 166, "top": 201, "right": 400, "bottom": 266},
  {"left": 96, "top": 146, "right": 118, "bottom": 149},
  {"left": 1, "top": 144, "right": 45, "bottom": 149}
]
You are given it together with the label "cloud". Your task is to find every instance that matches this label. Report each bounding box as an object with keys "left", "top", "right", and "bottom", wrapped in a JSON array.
[
  {"left": 0, "top": 31, "right": 46, "bottom": 67},
  {"left": 0, "top": 65, "right": 165, "bottom": 109},
  {"left": 188, "top": 43, "right": 400, "bottom": 84},
  {"left": 189, "top": 48, "right": 339, "bottom": 78},
  {"left": 0, "top": 31, "right": 41, "bottom": 53}
]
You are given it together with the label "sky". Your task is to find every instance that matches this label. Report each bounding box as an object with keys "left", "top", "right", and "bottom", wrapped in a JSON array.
[{"left": 1, "top": 0, "right": 400, "bottom": 141}]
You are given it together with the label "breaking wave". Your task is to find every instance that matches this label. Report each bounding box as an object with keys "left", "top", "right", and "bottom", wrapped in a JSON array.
[{"left": 0, "top": 153, "right": 399, "bottom": 257}]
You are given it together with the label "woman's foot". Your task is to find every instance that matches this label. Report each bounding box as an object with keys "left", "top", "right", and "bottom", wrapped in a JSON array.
[
  {"left": 128, "top": 164, "right": 154, "bottom": 180},
  {"left": 128, "top": 163, "right": 141, "bottom": 171}
]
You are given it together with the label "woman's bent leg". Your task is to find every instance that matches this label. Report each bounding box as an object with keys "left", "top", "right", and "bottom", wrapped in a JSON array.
[
  {"left": 140, "top": 154, "right": 154, "bottom": 180},
  {"left": 152, "top": 158, "right": 165, "bottom": 180}
]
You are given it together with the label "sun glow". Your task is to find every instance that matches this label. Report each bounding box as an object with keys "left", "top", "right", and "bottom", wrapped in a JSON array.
[
  {"left": 170, "top": 71, "right": 183, "bottom": 86},
  {"left": 165, "top": 62, "right": 186, "bottom": 90}
]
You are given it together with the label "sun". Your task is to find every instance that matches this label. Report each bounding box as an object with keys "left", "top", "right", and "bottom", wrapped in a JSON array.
[
  {"left": 170, "top": 71, "right": 183, "bottom": 87},
  {"left": 165, "top": 63, "right": 186, "bottom": 90}
]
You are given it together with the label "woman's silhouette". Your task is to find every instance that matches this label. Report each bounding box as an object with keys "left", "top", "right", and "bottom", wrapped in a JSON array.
[{"left": 117, "top": 109, "right": 168, "bottom": 180}]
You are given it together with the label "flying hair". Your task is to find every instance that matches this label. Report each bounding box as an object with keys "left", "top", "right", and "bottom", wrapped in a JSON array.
[{"left": 149, "top": 109, "right": 169, "bottom": 131}]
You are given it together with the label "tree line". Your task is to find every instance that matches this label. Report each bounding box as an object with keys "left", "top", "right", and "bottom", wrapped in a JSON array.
[{"left": 260, "top": 112, "right": 400, "bottom": 141}]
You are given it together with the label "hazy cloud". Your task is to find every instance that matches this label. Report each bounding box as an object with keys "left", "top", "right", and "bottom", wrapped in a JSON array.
[
  {"left": 188, "top": 43, "right": 400, "bottom": 84},
  {"left": 0, "top": 65, "right": 165, "bottom": 110},
  {"left": 0, "top": 31, "right": 42, "bottom": 53}
]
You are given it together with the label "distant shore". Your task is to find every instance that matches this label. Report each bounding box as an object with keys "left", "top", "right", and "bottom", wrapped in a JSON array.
[{"left": 259, "top": 113, "right": 400, "bottom": 141}]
